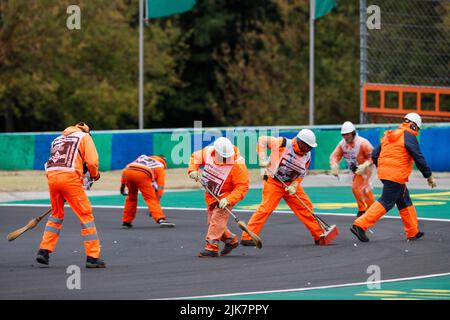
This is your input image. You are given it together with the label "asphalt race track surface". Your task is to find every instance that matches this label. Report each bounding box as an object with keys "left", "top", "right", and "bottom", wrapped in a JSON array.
[{"left": 1, "top": 206, "right": 449, "bottom": 299}]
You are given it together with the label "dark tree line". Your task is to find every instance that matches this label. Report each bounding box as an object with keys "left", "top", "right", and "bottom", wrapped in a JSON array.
[{"left": 2, "top": 0, "right": 444, "bottom": 132}]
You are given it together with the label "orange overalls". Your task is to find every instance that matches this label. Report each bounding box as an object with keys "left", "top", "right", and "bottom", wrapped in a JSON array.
[
  {"left": 121, "top": 155, "right": 167, "bottom": 224},
  {"left": 188, "top": 146, "right": 249, "bottom": 253},
  {"left": 241, "top": 136, "right": 323, "bottom": 243},
  {"left": 354, "top": 123, "right": 432, "bottom": 238},
  {"left": 39, "top": 125, "right": 101, "bottom": 258},
  {"left": 330, "top": 135, "right": 375, "bottom": 214}
]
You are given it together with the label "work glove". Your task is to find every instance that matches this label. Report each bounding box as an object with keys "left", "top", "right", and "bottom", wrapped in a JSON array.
[
  {"left": 330, "top": 163, "right": 339, "bottom": 177},
  {"left": 285, "top": 181, "right": 298, "bottom": 195},
  {"left": 189, "top": 171, "right": 199, "bottom": 182},
  {"left": 259, "top": 157, "right": 271, "bottom": 168},
  {"left": 218, "top": 198, "right": 229, "bottom": 209},
  {"left": 427, "top": 175, "right": 437, "bottom": 189},
  {"left": 83, "top": 172, "right": 94, "bottom": 190},
  {"left": 92, "top": 173, "right": 101, "bottom": 181},
  {"left": 83, "top": 178, "right": 94, "bottom": 190},
  {"left": 355, "top": 160, "right": 371, "bottom": 175},
  {"left": 120, "top": 183, "right": 128, "bottom": 196}
]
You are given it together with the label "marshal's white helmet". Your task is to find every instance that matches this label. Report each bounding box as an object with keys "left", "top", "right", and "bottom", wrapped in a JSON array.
[
  {"left": 404, "top": 112, "right": 422, "bottom": 128},
  {"left": 213, "top": 137, "right": 235, "bottom": 158},
  {"left": 341, "top": 121, "right": 356, "bottom": 134},
  {"left": 297, "top": 129, "right": 317, "bottom": 148}
]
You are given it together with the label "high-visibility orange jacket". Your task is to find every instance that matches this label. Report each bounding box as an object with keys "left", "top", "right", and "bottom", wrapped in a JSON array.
[
  {"left": 45, "top": 126, "right": 99, "bottom": 180},
  {"left": 121, "top": 155, "right": 166, "bottom": 198},
  {"left": 258, "top": 136, "right": 311, "bottom": 185},
  {"left": 374, "top": 123, "right": 432, "bottom": 184},
  {"left": 188, "top": 146, "right": 249, "bottom": 207}
]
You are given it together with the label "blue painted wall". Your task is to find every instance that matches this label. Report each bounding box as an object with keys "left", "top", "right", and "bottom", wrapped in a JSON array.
[{"left": 1, "top": 125, "right": 448, "bottom": 172}]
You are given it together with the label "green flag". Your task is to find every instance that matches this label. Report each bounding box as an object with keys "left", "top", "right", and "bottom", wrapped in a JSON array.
[
  {"left": 315, "top": 0, "right": 337, "bottom": 19},
  {"left": 147, "top": 0, "right": 197, "bottom": 19}
]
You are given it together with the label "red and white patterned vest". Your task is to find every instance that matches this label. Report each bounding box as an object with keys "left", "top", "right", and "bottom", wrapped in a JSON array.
[
  {"left": 268, "top": 139, "right": 310, "bottom": 182},
  {"left": 45, "top": 131, "right": 86, "bottom": 172},
  {"left": 201, "top": 147, "right": 243, "bottom": 196}
]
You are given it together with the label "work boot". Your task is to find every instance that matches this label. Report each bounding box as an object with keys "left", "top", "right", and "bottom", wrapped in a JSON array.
[
  {"left": 122, "top": 222, "right": 133, "bottom": 228},
  {"left": 356, "top": 211, "right": 365, "bottom": 218},
  {"left": 240, "top": 239, "right": 255, "bottom": 247},
  {"left": 221, "top": 242, "right": 239, "bottom": 256},
  {"left": 158, "top": 219, "right": 175, "bottom": 228},
  {"left": 350, "top": 225, "right": 370, "bottom": 242},
  {"left": 407, "top": 231, "right": 424, "bottom": 241},
  {"left": 36, "top": 249, "right": 50, "bottom": 265},
  {"left": 314, "top": 238, "right": 327, "bottom": 246},
  {"left": 197, "top": 250, "right": 218, "bottom": 258},
  {"left": 86, "top": 256, "right": 106, "bottom": 268}
]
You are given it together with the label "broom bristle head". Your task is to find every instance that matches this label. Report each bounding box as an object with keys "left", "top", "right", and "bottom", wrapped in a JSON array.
[
  {"left": 237, "top": 221, "right": 263, "bottom": 249},
  {"left": 319, "top": 225, "right": 339, "bottom": 245},
  {"left": 6, "top": 218, "right": 39, "bottom": 242}
]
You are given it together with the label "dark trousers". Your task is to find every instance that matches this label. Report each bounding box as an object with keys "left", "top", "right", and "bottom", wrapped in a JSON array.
[{"left": 378, "top": 179, "right": 413, "bottom": 212}]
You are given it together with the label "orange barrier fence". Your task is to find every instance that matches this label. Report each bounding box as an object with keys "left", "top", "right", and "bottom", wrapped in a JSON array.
[{"left": 363, "top": 83, "right": 450, "bottom": 119}]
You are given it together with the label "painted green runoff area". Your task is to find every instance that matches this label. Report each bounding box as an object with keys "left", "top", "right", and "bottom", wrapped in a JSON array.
[
  {"left": 197, "top": 274, "right": 450, "bottom": 300},
  {"left": 5, "top": 186, "right": 450, "bottom": 221}
]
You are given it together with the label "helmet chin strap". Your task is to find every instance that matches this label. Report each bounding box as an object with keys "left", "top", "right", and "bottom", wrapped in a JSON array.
[
  {"left": 293, "top": 138, "right": 307, "bottom": 155},
  {"left": 214, "top": 152, "right": 232, "bottom": 164},
  {"left": 404, "top": 120, "right": 419, "bottom": 132}
]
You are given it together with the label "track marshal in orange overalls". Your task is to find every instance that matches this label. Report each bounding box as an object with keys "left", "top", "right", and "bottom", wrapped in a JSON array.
[
  {"left": 188, "top": 137, "right": 249, "bottom": 257},
  {"left": 36, "top": 122, "right": 105, "bottom": 268},
  {"left": 120, "top": 154, "right": 175, "bottom": 228},
  {"left": 350, "top": 113, "right": 437, "bottom": 242},
  {"left": 330, "top": 121, "right": 375, "bottom": 217},
  {"left": 241, "top": 129, "right": 326, "bottom": 246}
]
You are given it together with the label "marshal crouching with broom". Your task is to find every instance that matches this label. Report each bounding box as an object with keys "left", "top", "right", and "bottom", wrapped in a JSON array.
[
  {"left": 188, "top": 137, "right": 249, "bottom": 257},
  {"left": 241, "top": 129, "right": 336, "bottom": 246},
  {"left": 36, "top": 122, "right": 105, "bottom": 268},
  {"left": 120, "top": 154, "right": 175, "bottom": 228}
]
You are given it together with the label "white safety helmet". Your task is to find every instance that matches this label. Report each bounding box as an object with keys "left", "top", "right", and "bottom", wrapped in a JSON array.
[
  {"left": 341, "top": 121, "right": 356, "bottom": 135},
  {"left": 404, "top": 112, "right": 422, "bottom": 128},
  {"left": 213, "top": 137, "right": 235, "bottom": 158},
  {"left": 296, "top": 129, "right": 318, "bottom": 148}
]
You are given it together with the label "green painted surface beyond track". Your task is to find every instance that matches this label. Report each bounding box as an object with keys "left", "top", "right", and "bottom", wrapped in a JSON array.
[
  {"left": 197, "top": 274, "right": 450, "bottom": 300},
  {"left": 6, "top": 186, "right": 450, "bottom": 220}
]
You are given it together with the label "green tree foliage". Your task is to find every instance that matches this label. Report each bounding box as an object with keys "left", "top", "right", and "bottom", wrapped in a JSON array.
[
  {"left": 0, "top": 0, "right": 185, "bottom": 131},
  {"left": 159, "top": 0, "right": 281, "bottom": 127},
  {"left": 6, "top": 0, "right": 431, "bottom": 131},
  {"left": 177, "top": 0, "right": 359, "bottom": 126}
]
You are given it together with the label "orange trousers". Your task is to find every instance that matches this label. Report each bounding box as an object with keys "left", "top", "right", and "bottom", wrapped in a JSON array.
[
  {"left": 241, "top": 179, "right": 323, "bottom": 242},
  {"left": 122, "top": 169, "right": 165, "bottom": 224},
  {"left": 354, "top": 179, "right": 419, "bottom": 238},
  {"left": 352, "top": 173, "right": 375, "bottom": 213},
  {"left": 204, "top": 204, "right": 238, "bottom": 252},
  {"left": 40, "top": 172, "right": 100, "bottom": 258}
]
